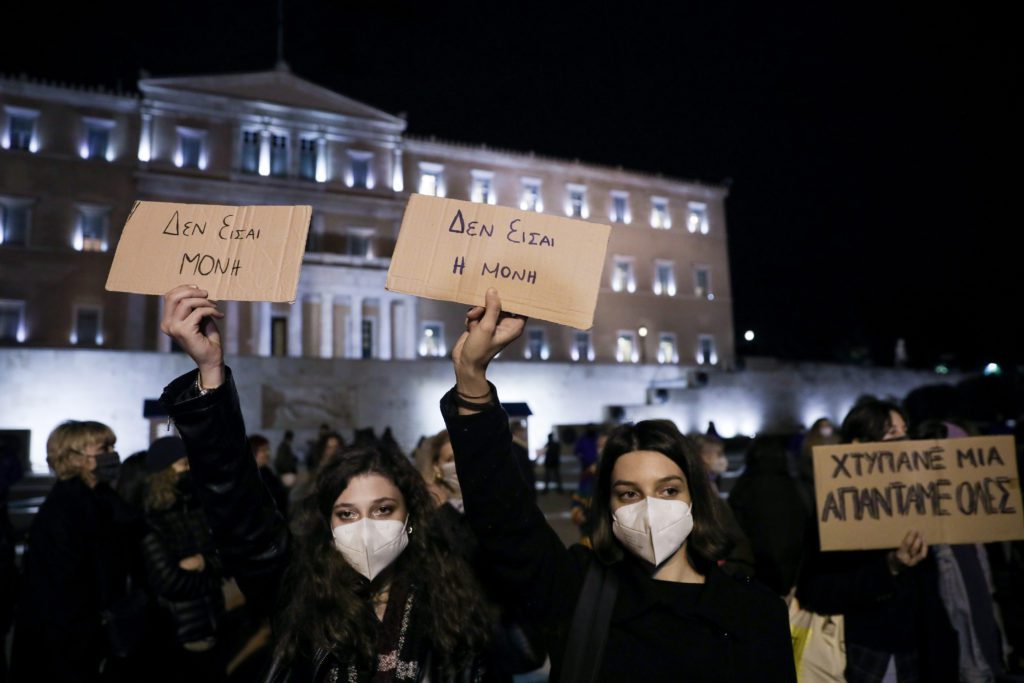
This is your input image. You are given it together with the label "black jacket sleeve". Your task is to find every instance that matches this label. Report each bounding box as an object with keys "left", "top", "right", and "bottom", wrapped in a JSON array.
[
  {"left": 441, "top": 386, "right": 584, "bottom": 639},
  {"left": 160, "top": 367, "right": 289, "bottom": 617},
  {"left": 140, "top": 530, "right": 222, "bottom": 602}
]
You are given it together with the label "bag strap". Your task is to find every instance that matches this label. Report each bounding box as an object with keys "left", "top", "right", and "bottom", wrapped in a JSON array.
[{"left": 560, "top": 560, "right": 619, "bottom": 683}]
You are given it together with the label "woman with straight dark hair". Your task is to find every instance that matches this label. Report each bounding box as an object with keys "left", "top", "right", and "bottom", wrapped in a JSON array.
[
  {"left": 440, "top": 289, "right": 795, "bottom": 682},
  {"left": 158, "top": 285, "right": 497, "bottom": 681}
]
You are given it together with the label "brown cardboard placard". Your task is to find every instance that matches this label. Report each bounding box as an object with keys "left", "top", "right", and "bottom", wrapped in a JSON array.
[
  {"left": 385, "top": 194, "right": 611, "bottom": 329},
  {"left": 105, "top": 201, "right": 312, "bottom": 302},
  {"left": 813, "top": 436, "right": 1023, "bottom": 551}
]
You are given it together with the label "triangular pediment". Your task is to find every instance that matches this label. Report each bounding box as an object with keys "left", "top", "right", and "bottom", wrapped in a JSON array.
[{"left": 140, "top": 67, "right": 404, "bottom": 126}]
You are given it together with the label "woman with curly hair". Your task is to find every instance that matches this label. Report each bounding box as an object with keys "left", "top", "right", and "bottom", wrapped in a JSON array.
[
  {"left": 158, "top": 285, "right": 495, "bottom": 682},
  {"left": 438, "top": 289, "right": 795, "bottom": 682}
]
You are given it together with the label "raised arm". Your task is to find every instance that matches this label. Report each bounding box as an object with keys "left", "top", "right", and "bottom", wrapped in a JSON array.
[
  {"left": 443, "top": 289, "right": 585, "bottom": 632},
  {"left": 157, "top": 285, "right": 288, "bottom": 617}
]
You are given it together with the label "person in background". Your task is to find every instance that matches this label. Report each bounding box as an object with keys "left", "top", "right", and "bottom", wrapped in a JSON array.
[
  {"left": 797, "top": 398, "right": 958, "bottom": 682},
  {"left": 250, "top": 435, "right": 289, "bottom": 516},
  {"left": 691, "top": 434, "right": 756, "bottom": 578},
  {"left": 11, "top": 420, "right": 137, "bottom": 681},
  {"left": 542, "top": 432, "right": 563, "bottom": 494},
  {"left": 274, "top": 431, "right": 298, "bottom": 489},
  {"left": 570, "top": 425, "right": 600, "bottom": 545},
  {"left": 727, "top": 436, "right": 808, "bottom": 595},
  {"left": 795, "top": 417, "right": 839, "bottom": 517},
  {"left": 140, "top": 436, "right": 227, "bottom": 680},
  {"left": 415, "top": 430, "right": 462, "bottom": 512}
]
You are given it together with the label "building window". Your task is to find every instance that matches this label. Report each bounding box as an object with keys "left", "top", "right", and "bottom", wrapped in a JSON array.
[
  {"left": 610, "top": 191, "right": 630, "bottom": 223},
  {"left": 520, "top": 178, "right": 543, "bottom": 212},
  {"left": 611, "top": 257, "right": 636, "bottom": 293},
  {"left": 345, "top": 230, "right": 373, "bottom": 258},
  {"left": 299, "top": 138, "right": 318, "bottom": 180},
  {"left": 697, "top": 335, "right": 718, "bottom": 365},
  {"left": 653, "top": 261, "right": 676, "bottom": 296},
  {"left": 694, "top": 266, "right": 712, "bottom": 299},
  {"left": 657, "top": 332, "right": 679, "bottom": 364},
  {"left": 651, "top": 197, "right": 671, "bottom": 229},
  {"left": 348, "top": 151, "right": 374, "bottom": 189},
  {"left": 571, "top": 331, "right": 594, "bottom": 362},
  {"left": 418, "top": 322, "right": 445, "bottom": 357},
  {"left": 524, "top": 328, "right": 548, "bottom": 360},
  {"left": 418, "top": 163, "right": 444, "bottom": 196},
  {"left": 270, "top": 134, "right": 289, "bottom": 177},
  {"left": 361, "top": 319, "right": 375, "bottom": 359},
  {"left": 567, "top": 184, "right": 588, "bottom": 218},
  {"left": 82, "top": 118, "right": 114, "bottom": 161},
  {"left": 0, "top": 300, "right": 26, "bottom": 343},
  {"left": 688, "top": 202, "right": 709, "bottom": 234},
  {"left": 74, "top": 207, "right": 109, "bottom": 252},
  {"left": 616, "top": 331, "right": 639, "bottom": 363},
  {"left": 176, "top": 128, "right": 206, "bottom": 169},
  {"left": 241, "top": 130, "right": 260, "bottom": 173},
  {"left": 72, "top": 306, "right": 102, "bottom": 346},
  {"left": 471, "top": 170, "right": 496, "bottom": 204},
  {"left": 0, "top": 200, "right": 31, "bottom": 247},
  {"left": 3, "top": 108, "right": 38, "bottom": 152}
]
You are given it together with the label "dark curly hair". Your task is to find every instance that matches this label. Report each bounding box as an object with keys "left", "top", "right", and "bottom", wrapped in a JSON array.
[
  {"left": 274, "top": 446, "right": 494, "bottom": 670},
  {"left": 591, "top": 420, "right": 732, "bottom": 574}
]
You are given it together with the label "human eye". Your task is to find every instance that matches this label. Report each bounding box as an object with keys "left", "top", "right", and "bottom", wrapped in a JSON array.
[
  {"left": 616, "top": 489, "right": 639, "bottom": 502},
  {"left": 373, "top": 505, "right": 395, "bottom": 517},
  {"left": 334, "top": 508, "right": 358, "bottom": 522},
  {"left": 661, "top": 486, "right": 681, "bottom": 497}
]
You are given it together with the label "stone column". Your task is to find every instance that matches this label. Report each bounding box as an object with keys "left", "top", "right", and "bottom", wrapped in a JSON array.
[
  {"left": 378, "top": 296, "right": 392, "bottom": 360},
  {"left": 319, "top": 293, "right": 333, "bottom": 358},
  {"left": 349, "top": 296, "right": 363, "bottom": 359},
  {"left": 391, "top": 147, "right": 404, "bottom": 192},
  {"left": 225, "top": 301, "right": 240, "bottom": 355},
  {"left": 156, "top": 296, "right": 170, "bottom": 352},
  {"left": 287, "top": 299, "right": 303, "bottom": 357},
  {"left": 257, "top": 301, "right": 272, "bottom": 356}
]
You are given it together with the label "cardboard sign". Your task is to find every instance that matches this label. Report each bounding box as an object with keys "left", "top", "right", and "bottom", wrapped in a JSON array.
[
  {"left": 105, "top": 201, "right": 312, "bottom": 302},
  {"left": 813, "top": 436, "right": 1024, "bottom": 551},
  {"left": 386, "top": 194, "right": 611, "bottom": 329}
]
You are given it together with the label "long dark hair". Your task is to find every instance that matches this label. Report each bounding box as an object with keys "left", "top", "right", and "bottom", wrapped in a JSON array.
[
  {"left": 591, "top": 420, "right": 732, "bottom": 574},
  {"left": 275, "top": 446, "right": 493, "bottom": 669},
  {"left": 840, "top": 398, "right": 905, "bottom": 443}
]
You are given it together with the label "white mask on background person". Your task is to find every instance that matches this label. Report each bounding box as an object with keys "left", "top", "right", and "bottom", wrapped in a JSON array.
[
  {"left": 439, "top": 461, "right": 462, "bottom": 498},
  {"left": 612, "top": 498, "right": 694, "bottom": 566},
  {"left": 710, "top": 454, "right": 729, "bottom": 475},
  {"left": 332, "top": 517, "right": 410, "bottom": 581},
  {"left": 820, "top": 425, "right": 834, "bottom": 438}
]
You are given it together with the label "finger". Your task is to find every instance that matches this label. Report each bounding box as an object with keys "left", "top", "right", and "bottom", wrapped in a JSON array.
[
  {"left": 466, "top": 305, "right": 485, "bottom": 321},
  {"left": 165, "top": 286, "right": 208, "bottom": 310},
  {"left": 171, "top": 296, "right": 218, "bottom": 322},
  {"left": 183, "top": 307, "right": 222, "bottom": 331},
  {"left": 481, "top": 288, "right": 501, "bottom": 329}
]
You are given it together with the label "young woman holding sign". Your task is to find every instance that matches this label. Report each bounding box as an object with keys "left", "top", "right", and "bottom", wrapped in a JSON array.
[
  {"left": 158, "top": 285, "right": 498, "bottom": 681},
  {"left": 439, "top": 288, "right": 795, "bottom": 682},
  {"left": 797, "top": 399, "right": 959, "bottom": 682}
]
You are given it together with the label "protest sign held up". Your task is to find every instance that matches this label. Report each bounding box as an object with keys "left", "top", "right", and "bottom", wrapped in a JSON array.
[
  {"left": 386, "top": 194, "right": 611, "bottom": 329},
  {"left": 813, "top": 435, "right": 1024, "bottom": 551},
  {"left": 105, "top": 201, "right": 312, "bottom": 302}
]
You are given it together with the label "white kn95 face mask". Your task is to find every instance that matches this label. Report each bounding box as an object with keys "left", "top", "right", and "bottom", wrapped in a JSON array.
[
  {"left": 332, "top": 517, "right": 410, "bottom": 581},
  {"left": 611, "top": 498, "right": 693, "bottom": 566}
]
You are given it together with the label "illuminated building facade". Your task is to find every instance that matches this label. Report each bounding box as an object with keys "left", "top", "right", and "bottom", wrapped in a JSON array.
[{"left": 0, "top": 68, "right": 733, "bottom": 370}]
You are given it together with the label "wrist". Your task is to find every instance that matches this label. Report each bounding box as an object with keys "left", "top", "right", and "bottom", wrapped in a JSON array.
[
  {"left": 886, "top": 551, "right": 902, "bottom": 576},
  {"left": 454, "top": 364, "right": 488, "bottom": 396},
  {"left": 198, "top": 363, "right": 224, "bottom": 391}
]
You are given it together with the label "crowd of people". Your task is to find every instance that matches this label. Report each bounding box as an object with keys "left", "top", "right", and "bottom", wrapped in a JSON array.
[{"left": 0, "top": 284, "right": 1021, "bottom": 682}]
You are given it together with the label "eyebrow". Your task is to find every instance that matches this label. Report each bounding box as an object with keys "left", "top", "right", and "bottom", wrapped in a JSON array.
[
  {"left": 334, "top": 497, "right": 398, "bottom": 509},
  {"left": 612, "top": 475, "right": 685, "bottom": 488}
]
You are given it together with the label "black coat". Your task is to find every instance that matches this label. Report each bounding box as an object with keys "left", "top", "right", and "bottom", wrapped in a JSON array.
[
  {"left": 441, "top": 386, "right": 796, "bottom": 683},
  {"left": 10, "top": 478, "right": 138, "bottom": 682}
]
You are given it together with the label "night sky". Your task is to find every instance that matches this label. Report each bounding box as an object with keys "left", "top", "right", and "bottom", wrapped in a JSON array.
[{"left": 3, "top": 2, "right": 1020, "bottom": 370}]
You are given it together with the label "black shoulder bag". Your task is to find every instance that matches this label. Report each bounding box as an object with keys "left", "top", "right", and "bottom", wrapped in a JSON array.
[{"left": 559, "top": 560, "right": 619, "bottom": 683}]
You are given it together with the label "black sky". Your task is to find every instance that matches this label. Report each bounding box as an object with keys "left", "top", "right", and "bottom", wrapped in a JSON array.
[{"left": 3, "top": 1, "right": 1020, "bottom": 370}]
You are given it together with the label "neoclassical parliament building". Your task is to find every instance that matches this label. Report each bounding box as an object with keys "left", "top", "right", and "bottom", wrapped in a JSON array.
[{"left": 0, "top": 67, "right": 734, "bottom": 371}]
